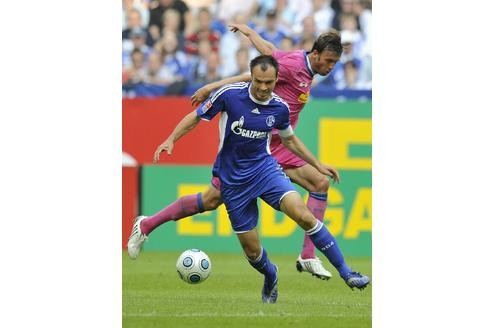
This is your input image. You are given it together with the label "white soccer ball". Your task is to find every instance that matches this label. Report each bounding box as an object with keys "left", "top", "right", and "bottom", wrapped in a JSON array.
[{"left": 176, "top": 249, "right": 212, "bottom": 284}]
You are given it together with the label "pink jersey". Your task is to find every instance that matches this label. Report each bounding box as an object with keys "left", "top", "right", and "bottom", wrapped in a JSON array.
[{"left": 272, "top": 49, "right": 314, "bottom": 132}]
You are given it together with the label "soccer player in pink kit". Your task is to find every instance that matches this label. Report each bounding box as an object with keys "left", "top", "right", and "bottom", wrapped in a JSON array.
[{"left": 128, "top": 26, "right": 366, "bottom": 286}]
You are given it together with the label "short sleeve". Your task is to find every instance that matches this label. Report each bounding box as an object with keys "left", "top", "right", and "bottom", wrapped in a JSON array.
[
  {"left": 196, "top": 87, "right": 227, "bottom": 121},
  {"left": 274, "top": 103, "right": 291, "bottom": 131},
  {"left": 277, "top": 105, "right": 293, "bottom": 137}
]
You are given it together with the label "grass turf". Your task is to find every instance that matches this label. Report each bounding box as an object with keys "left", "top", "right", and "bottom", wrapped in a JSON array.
[{"left": 123, "top": 251, "right": 371, "bottom": 328}]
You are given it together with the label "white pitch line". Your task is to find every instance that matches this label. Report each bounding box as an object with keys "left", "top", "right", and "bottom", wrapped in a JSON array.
[{"left": 123, "top": 312, "right": 369, "bottom": 318}]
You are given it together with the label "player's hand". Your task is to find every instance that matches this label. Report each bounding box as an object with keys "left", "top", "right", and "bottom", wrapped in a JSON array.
[
  {"left": 317, "top": 164, "right": 340, "bottom": 184},
  {"left": 153, "top": 139, "right": 174, "bottom": 163},
  {"left": 228, "top": 24, "right": 251, "bottom": 37},
  {"left": 191, "top": 85, "right": 212, "bottom": 107}
]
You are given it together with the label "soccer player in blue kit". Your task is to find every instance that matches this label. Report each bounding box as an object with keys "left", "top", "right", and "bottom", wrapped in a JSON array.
[{"left": 152, "top": 55, "right": 369, "bottom": 303}]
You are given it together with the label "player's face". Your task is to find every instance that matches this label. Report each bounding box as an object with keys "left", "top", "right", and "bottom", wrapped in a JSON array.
[
  {"left": 250, "top": 65, "right": 278, "bottom": 102},
  {"left": 311, "top": 49, "right": 340, "bottom": 76}
]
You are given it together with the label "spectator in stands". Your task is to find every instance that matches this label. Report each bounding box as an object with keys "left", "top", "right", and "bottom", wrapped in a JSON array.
[
  {"left": 280, "top": 36, "right": 295, "bottom": 51},
  {"left": 154, "top": 30, "right": 191, "bottom": 94},
  {"left": 355, "top": 0, "right": 371, "bottom": 42},
  {"left": 123, "top": 8, "right": 144, "bottom": 36},
  {"left": 122, "top": 0, "right": 150, "bottom": 30},
  {"left": 340, "top": 13, "right": 365, "bottom": 89},
  {"left": 312, "top": 0, "right": 335, "bottom": 35},
  {"left": 184, "top": 7, "right": 221, "bottom": 55},
  {"left": 251, "top": 0, "right": 276, "bottom": 19},
  {"left": 234, "top": 47, "right": 250, "bottom": 75},
  {"left": 123, "top": 48, "right": 147, "bottom": 86},
  {"left": 122, "top": 27, "right": 151, "bottom": 69},
  {"left": 181, "top": 0, "right": 216, "bottom": 13},
  {"left": 339, "top": 13, "right": 363, "bottom": 59},
  {"left": 200, "top": 51, "right": 222, "bottom": 84},
  {"left": 142, "top": 51, "right": 175, "bottom": 86},
  {"left": 289, "top": 0, "right": 315, "bottom": 34},
  {"left": 148, "top": 0, "right": 193, "bottom": 42},
  {"left": 190, "top": 40, "right": 213, "bottom": 83},
  {"left": 123, "top": 8, "right": 154, "bottom": 46},
  {"left": 217, "top": 0, "right": 258, "bottom": 24},
  {"left": 274, "top": 0, "right": 298, "bottom": 33},
  {"left": 219, "top": 13, "right": 252, "bottom": 78},
  {"left": 340, "top": 36, "right": 361, "bottom": 89},
  {"left": 354, "top": 0, "right": 371, "bottom": 89},
  {"left": 256, "top": 10, "right": 288, "bottom": 49},
  {"left": 331, "top": 0, "right": 360, "bottom": 31},
  {"left": 294, "top": 16, "right": 318, "bottom": 48},
  {"left": 161, "top": 9, "right": 185, "bottom": 50}
]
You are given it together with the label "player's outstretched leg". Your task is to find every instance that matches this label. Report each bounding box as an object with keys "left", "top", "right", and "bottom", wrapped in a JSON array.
[
  {"left": 127, "top": 187, "right": 223, "bottom": 260},
  {"left": 127, "top": 193, "right": 201, "bottom": 260},
  {"left": 284, "top": 165, "right": 332, "bottom": 280},
  {"left": 140, "top": 193, "right": 206, "bottom": 236},
  {"left": 281, "top": 192, "right": 370, "bottom": 290},
  {"left": 306, "top": 221, "right": 370, "bottom": 290},
  {"left": 296, "top": 191, "right": 332, "bottom": 280}
]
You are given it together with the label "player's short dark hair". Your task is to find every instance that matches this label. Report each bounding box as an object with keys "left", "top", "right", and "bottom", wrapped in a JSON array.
[
  {"left": 250, "top": 55, "right": 279, "bottom": 77},
  {"left": 311, "top": 28, "right": 343, "bottom": 56}
]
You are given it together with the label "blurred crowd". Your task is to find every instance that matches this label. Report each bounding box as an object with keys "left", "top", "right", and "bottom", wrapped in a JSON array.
[{"left": 122, "top": 0, "right": 372, "bottom": 97}]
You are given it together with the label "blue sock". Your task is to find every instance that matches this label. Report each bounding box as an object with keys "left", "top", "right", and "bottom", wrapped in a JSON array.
[
  {"left": 247, "top": 248, "right": 276, "bottom": 281},
  {"left": 306, "top": 221, "right": 352, "bottom": 278}
]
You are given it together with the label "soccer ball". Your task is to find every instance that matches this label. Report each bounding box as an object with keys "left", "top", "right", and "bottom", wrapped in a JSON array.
[{"left": 176, "top": 249, "right": 211, "bottom": 284}]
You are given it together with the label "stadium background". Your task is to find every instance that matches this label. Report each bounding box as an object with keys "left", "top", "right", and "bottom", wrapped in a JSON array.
[
  {"left": 122, "top": 0, "right": 372, "bottom": 256},
  {"left": 123, "top": 1, "right": 372, "bottom": 326}
]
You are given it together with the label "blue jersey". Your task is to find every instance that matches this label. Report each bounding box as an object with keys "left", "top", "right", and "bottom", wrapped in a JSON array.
[{"left": 196, "top": 82, "right": 293, "bottom": 188}]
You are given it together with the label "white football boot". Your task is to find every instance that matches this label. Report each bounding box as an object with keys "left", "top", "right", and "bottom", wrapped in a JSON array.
[
  {"left": 127, "top": 216, "right": 148, "bottom": 260},
  {"left": 296, "top": 255, "right": 332, "bottom": 280}
]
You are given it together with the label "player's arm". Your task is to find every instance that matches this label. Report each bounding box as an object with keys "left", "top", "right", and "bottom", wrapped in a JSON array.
[
  {"left": 228, "top": 24, "right": 277, "bottom": 55},
  {"left": 280, "top": 131, "right": 340, "bottom": 184},
  {"left": 153, "top": 110, "right": 200, "bottom": 163},
  {"left": 191, "top": 73, "right": 251, "bottom": 107}
]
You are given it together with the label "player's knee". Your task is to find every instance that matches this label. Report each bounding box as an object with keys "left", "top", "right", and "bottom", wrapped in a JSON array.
[
  {"left": 202, "top": 189, "right": 223, "bottom": 210},
  {"left": 243, "top": 243, "right": 261, "bottom": 260},
  {"left": 298, "top": 208, "right": 317, "bottom": 231},
  {"left": 315, "top": 174, "right": 330, "bottom": 193},
  {"left": 309, "top": 174, "right": 329, "bottom": 193},
  {"left": 287, "top": 202, "right": 316, "bottom": 230}
]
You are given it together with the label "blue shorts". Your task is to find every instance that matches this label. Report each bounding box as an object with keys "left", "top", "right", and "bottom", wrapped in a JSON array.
[{"left": 220, "top": 168, "right": 297, "bottom": 233}]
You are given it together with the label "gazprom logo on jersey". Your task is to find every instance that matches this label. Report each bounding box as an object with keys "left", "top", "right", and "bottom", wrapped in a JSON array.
[{"left": 231, "top": 116, "right": 268, "bottom": 139}]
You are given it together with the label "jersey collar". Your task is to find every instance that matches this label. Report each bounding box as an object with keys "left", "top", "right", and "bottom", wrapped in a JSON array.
[
  {"left": 248, "top": 83, "right": 273, "bottom": 105},
  {"left": 305, "top": 52, "right": 315, "bottom": 76}
]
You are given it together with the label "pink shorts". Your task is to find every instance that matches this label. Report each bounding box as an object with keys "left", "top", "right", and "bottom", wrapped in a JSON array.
[
  {"left": 210, "top": 135, "right": 307, "bottom": 190},
  {"left": 211, "top": 176, "right": 221, "bottom": 190}
]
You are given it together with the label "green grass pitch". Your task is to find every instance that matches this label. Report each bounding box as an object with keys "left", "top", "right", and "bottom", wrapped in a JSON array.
[{"left": 123, "top": 251, "right": 371, "bottom": 328}]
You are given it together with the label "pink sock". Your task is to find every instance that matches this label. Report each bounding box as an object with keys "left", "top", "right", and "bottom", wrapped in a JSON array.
[
  {"left": 140, "top": 194, "right": 202, "bottom": 235},
  {"left": 301, "top": 192, "right": 327, "bottom": 259}
]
